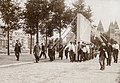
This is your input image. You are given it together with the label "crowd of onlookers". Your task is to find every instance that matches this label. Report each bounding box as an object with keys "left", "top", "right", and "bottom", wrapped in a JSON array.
[{"left": 14, "top": 39, "right": 119, "bottom": 70}]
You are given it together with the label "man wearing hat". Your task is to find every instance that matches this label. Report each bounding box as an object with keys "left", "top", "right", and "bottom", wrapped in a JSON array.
[
  {"left": 106, "top": 42, "right": 113, "bottom": 66},
  {"left": 39, "top": 43, "right": 47, "bottom": 59},
  {"left": 14, "top": 40, "right": 21, "bottom": 61},
  {"left": 33, "top": 42, "right": 40, "bottom": 63},
  {"left": 113, "top": 42, "right": 119, "bottom": 63},
  {"left": 99, "top": 43, "right": 107, "bottom": 70},
  {"left": 68, "top": 42, "right": 74, "bottom": 62}
]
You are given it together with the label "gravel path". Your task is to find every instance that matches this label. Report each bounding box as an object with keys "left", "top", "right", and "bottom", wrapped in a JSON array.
[{"left": 0, "top": 57, "right": 120, "bottom": 83}]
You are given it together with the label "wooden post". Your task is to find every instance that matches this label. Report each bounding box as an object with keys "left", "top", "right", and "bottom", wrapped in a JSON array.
[{"left": 76, "top": 13, "right": 81, "bottom": 61}]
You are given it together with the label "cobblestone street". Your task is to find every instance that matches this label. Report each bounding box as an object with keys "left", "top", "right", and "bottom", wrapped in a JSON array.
[{"left": 0, "top": 53, "right": 120, "bottom": 83}]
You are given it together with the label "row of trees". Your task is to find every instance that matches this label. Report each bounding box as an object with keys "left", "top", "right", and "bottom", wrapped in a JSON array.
[
  {"left": 0, "top": 0, "right": 21, "bottom": 55},
  {"left": 0, "top": 0, "right": 93, "bottom": 55}
]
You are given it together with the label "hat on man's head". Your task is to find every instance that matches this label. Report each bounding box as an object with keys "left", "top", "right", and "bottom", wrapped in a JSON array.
[{"left": 36, "top": 42, "right": 39, "bottom": 44}]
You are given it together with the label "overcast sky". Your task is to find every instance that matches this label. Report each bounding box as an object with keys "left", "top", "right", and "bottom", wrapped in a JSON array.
[
  {"left": 65, "top": 0, "right": 120, "bottom": 31},
  {"left": 1, "top": 0, "right": 120, "bottom": 32},
  {"left": 85, "top": 0, "right": 120, "bottom": 31}
]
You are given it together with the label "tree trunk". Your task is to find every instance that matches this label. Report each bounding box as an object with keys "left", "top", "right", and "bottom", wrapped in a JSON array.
[
  {"left": 36, "top": 24, "right": 39, "bottom": 43},
  {"left": 7, "top": 27, "right": 10, "bottom": 55},
  {"left": 30, "top": 34, "right": 32, "bottom": 54},
  {"left": 59, "top": 27, "right": 61, "bottom": 56},
  {"left": 45, "top": 27, "right": 47, "bottom": 52}
]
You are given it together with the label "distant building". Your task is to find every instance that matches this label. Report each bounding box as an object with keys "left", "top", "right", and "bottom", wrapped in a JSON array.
[
  {"left": 97, "top": 20, "right": 105, "bottom": 33},
  {"left": 12, "top": 29, "right": 30, "bottom": 50},
  {"left": 0, "top": 27, "right": 7, "bottom": 51},
  {"left": 0, "top": 25, "right": 46, "bottom": 53},
  {"left": 108, "top": 21, "right": 120, "bottom": 44}
]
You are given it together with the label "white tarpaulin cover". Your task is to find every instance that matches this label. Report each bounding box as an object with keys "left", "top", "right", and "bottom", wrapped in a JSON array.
[{"left": 77, "top": 14, "right": 92, "bottom": 43}]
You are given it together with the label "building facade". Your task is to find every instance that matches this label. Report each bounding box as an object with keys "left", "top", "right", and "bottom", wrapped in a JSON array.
[
  {"left": 97, "top": 20, "right": 105, "bottom": 33},
  {"left": 0, "top": 28, "right": 7, "bottom": 51},
  {"left": 108, "top": 21, "right": 120, "bottom": 44}
]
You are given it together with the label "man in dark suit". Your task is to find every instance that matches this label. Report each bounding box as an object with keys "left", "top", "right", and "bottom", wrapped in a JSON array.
[
  {"left": 59, "top": 43, "right": 64, "bottom": 60},
  {"left": 14, "top": 40, "right": 21, "bottom": 61},
  {"left": 65, "top": 47, "right": 69, "bottom": 59},
  {"left": 39, "top": 43, "right": 47, "bottom": 59},
  {"left": 48, "top": 41, "right": 54, "bottom": 61},
  {"left": 68, "top": 42, "right": 74, "bottom": 62},
  {"left": 33, "top": 42, "right": 40, "bottom": 63},
  {"left": 99, "top": 43, "right": 107, "bottom": 70},
  {"left": 106, "top": 43, "right": 113, "bottom": 66},
  {"left": 113, "top": 42, "right": 119, "bottom": 63},
  {"left": 77, "top": 42, "right": 82, "bottom": 62}
]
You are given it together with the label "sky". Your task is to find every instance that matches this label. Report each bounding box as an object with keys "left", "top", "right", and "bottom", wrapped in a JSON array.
[
  {"left": 0, "top": 0, "right": 120, "bottom": 32},
  {"left": 85, "top": 0, "right": 120, "bottom": 31},
  {"left": 65, "top": 0, "right": 120, "bottom": 31}
]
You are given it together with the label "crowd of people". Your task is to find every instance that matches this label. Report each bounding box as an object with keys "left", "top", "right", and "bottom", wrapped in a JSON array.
[
  {"left": 14, "top": 40, "right": 119, "bottom": 70},
  {"left": 31, "top": 41, "right": 97, "bottom": 63}
]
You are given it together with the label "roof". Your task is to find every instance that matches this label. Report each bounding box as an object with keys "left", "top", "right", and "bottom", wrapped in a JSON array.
[
  {"left": 114, "top": 21, "right": 119, "bottom": 29},
  {"left": 97, "top": 20, "right": 104, "bottom": 32}
]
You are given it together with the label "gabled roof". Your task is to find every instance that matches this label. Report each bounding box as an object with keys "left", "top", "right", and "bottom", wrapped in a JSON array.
[
  {"left": 97, "top": 20, "right": 104, "bottom": 32},
  {"left": 108, "top": 22, "right": 115, "bottom": 33},
  {"left": 109, "top": 22, "right": 114, "bottom": 29},
  {"left": 114, "top": 21, "right": 119, "bottom": 29}
]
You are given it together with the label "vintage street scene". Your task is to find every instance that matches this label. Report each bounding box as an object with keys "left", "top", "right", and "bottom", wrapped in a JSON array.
[{"left": 0, "top": 0, "right": 120, "bottom": 83}]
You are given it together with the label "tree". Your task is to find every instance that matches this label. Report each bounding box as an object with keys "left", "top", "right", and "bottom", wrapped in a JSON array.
[
  {"left": 23, "top": 0, "right": 50, "bottom": 53},
  {"left": 23, "top": 0, "right": 49, "bottom": 43},
  {"left": 0, "top": 0, "right": 21, "bottom": 55},
  {"left": 47, "top": 0, "right": 73, "bottom": 53},
  {"left": 39, "top": 0, "right": 73, "bottom": 37},
  {"left": 48, "top": 0, "right": 65, "bottom": 39},
  {"left": 23, "top": 0, "right": 71, "bottom": 53},
  {"left": 22, "top": 1, "right": 37, "bottom": 54},
  {"left": 23, "top": 25, "right": 36, "bottom": 54}
]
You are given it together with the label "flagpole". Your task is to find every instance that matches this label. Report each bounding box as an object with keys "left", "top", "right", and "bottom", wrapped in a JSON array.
[{"left": 76, "top": 13, "right": 81, "bottom": 61}]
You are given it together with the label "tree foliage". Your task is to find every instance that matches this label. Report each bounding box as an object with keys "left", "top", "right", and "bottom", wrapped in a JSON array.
[
  {"left": 0, "top": 0, "right": 21, "bottom": 55},
  {"left": 46, "top": 0, "right": 72, "bottom": 36},
  {"left": 0, "top": 0, "right": 21, "bottom": 30},
  {"left": 22, "top": 0, "right": 49, "bottom": 35},
  {"left": 23, "top": 0, "right": 73, "bottom": 37}
]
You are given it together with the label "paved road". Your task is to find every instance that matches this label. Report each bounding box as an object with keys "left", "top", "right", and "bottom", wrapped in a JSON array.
[{"left": 0, "top": 53, "right": 120, "bottom": 83}]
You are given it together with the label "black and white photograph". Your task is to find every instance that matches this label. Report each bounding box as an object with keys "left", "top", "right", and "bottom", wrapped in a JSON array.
[{"left": 0, "top": 0, "right": 120, "bottom": 83}]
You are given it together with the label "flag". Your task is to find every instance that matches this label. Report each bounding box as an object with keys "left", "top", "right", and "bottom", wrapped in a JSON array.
[
  {"left": 100, "top": 33, "right": 108, "bottom": 45},
  {"left": 77, "top": 14, "right": 92, "bottom": 43}
]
